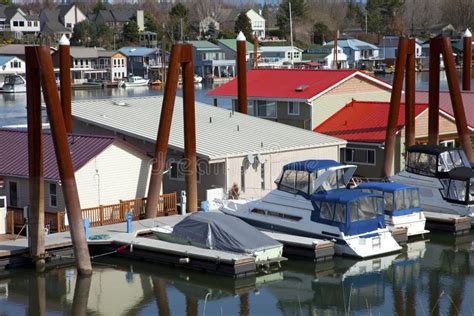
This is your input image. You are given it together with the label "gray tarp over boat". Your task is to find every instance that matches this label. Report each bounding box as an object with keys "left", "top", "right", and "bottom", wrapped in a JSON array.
[{"left": 172, "top": 212, "right": 281, "bottom": 254}]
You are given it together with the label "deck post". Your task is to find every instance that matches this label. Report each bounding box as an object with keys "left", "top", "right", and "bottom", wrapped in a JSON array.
[
  {"left": 440, "top": 37, "right": 474, "bottom": 162},
  {"left": 145, "top": 44, "right": 182, "bottom": 218},
  {"left": 405, "top": 38, "right": 416, "bottom": 148},
  {"left": 36, "top": 46, "right": 92, "bottom": 275},
  {"left": 428, "top": 38, "right": 441, "bottom": 145},
  {"left": 26, "top": 46, "right": 46, "bottom": 272},
  {"left": 182, "top": 44, "right": 198, "bottom": 213},
  {"left": 463, "top": 29, "right": 472, "bottom": 91},
  {"left": 383, "top": 37, "right": 408, "bottom": 177},
  {"left": 59, "top": 35, "right": 72, "bottom": 133},
  {"left": 236, "top": 32, "right": 248, "bottom": 114}
]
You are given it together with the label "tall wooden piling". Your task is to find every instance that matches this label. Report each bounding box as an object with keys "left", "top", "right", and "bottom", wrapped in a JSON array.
[
  {"left": 253, "top": 35, "right": 258, "bottom": 69},
  {"left": 181, "top": 44, "right": 198, "bottom": 213},
  {"left": 145, "top": 44, "right": 182, "bottom": 219},
  {"left": 59, "top": 35, "right": 72, "bottom": 133},
  {"left": 236, "top": 31, "right": 248, "bottom": 114},
  {"left": 405, "top": 38, "right": 416, "bottom": 148},
  {"left": 382, "top": 38, "right": 408, "bottom": 177},
  {"left": 26, "top": 46, "right": 45, "bottom": 272},
  {"left": 463, "top": 29, "right": 472, "bottom": 91},
  {"left": 440, "top": 37, "right": 474, "bottom": 162},
  {"left": 428, "top": 38, "right": 441, "bottom": 145},
  {"left": 36, "top": 46, "right": 92, "bottom": 275}
]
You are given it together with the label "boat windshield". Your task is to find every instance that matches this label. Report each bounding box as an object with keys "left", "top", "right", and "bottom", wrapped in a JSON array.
[
  {"left": 441, "top": 179, "right": 471, "bottom": 203},
  {"left": 276, "top": 168, "right": 349, "bottom": 196},
  {"left": 4, "top": 75, "right": 23, "bottom": 85},
  {"left": 438, "top": 150, "right": 471, "bottom": 172},
  {"left": 348, "top": 196, "right": 383, "bottom": 222},
  {"left": 311, "top": 169, "right": 347, "bottom": 193}
]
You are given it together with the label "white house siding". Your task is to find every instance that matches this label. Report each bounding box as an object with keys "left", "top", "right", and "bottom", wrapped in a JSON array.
[
  {"left": 74, "top": 143, "right": 151, "bottom": 209},
  {"left": 0, "top": 57, "right": 26, "bottom": 75},
  {"left": 9, "top": 12, "right": 40, "bottom": 34},
  {"left": 226, "top": 145, "right": 342, "bottom": 199},
  {"left": 111, "top": 54, "right": 127, "bottom": 80},
  {"left": 63, "top": 6, "right": 87, "bottom": 30},
  {"left": 246, "top": 9, "right": 265, "bottom": 39}
]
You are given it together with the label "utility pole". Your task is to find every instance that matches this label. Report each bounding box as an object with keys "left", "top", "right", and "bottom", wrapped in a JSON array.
[{"left": 289, "top": 1, "right": 294, "bottom": 68}]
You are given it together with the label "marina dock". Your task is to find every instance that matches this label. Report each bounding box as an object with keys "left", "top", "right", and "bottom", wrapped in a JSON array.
[
  {"left": 0, "top": 214, "right": 336, "bottom": 277},
  {"left": 424, "top": 212, "right": 471, "bottom": 235}
]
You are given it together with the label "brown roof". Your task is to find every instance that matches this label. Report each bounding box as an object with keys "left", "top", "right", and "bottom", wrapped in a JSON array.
[{"left": 0, "top": 130, "right": 117, "bottom": 180}]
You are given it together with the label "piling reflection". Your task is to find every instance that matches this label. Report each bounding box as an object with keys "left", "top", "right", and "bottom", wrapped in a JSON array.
[{"left": 0, "top": 233, "right": 473, "bottom": 315}]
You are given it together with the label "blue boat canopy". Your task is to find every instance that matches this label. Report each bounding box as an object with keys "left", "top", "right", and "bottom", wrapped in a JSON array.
[
  {"left": 312, "top": 189, "right": 382, "bottom": 204},
  {"left": 357, "top": 182, "right": 416, "bottom": 192},
  {"left": 283, "top": 160, "right": 343, "bottom": 172}
]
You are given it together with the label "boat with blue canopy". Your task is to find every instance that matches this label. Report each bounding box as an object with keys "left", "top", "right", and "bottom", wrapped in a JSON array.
[
  {"left": 221, "top": 160, "right": 401, "bottom": 258},
  {"left": 355, "top": 182, "right": 429, "bottom": 237}
]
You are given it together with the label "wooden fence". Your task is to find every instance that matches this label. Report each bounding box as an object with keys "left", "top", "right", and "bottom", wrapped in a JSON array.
[{"left": 5, "top": 193, "right": 177, "bottom": 234}]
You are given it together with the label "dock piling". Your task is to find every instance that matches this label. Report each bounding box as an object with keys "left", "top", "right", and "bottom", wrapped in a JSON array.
[
  {"left": 236, "top": 32, "right": 248, "bottom": 114},
  {"left": 428, "top": 38, "right": 441, "bottom": 145},
  {"left": 59, "top": 35, "right": 72, "bottom": 133},
  {"left": 405, "top": 38, "right": 416, "bottom": 148},
  {"left": 463, "top": 29, "right": 472, "bottom": 91},
  {"left": 25, "top": 46, "right": 46, "bottom": 272}
]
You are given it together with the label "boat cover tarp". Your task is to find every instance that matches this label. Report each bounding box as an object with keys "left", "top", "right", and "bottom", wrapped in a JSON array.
[{"left": 172, "top": 212, "right": 281, "bottom": 253}]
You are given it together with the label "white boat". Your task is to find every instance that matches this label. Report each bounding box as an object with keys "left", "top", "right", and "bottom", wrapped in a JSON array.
[
  {"left": 220, "top": 160, "right": 401, "bottom": 258},
  {"left": 121, "top": 75, "right": 149, "bottom": 87},
  {"left": 194, "top": 74, "right": 203, "bottom": 83},
  {"left": 0, "top": 74, "right": 26, "bottom": 93},
  {"left": 354, "top": 182, "right": 429, "bottom": 237},
  {"left": 150, "top": 212, "right": 285, "bottom": 266},
  {"left": 391, "top": 145, "right": 474, "bottom": 224}
]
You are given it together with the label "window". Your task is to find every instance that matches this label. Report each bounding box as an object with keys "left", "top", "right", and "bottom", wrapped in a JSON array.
[
  {"left": 13, "top": 21, "right": 18, "bottom": 27},
  {"left": 49, "top": 183, "right": 57, "bottom": 207},
  {"left": 394, "top": 190, "right": 404, "bottom": 210},
  {"left": 440, "top": 140, "right": 455, "bottom": 148},
  {"left": 241, "top": 165, "right": 246, "bottom": 192},
  {"left": 257, "top": 101, "right": 277, "bottom": 118},
  {"left": 344, "top": 148, "right": 376, "bottom": 165},
  {"left": 294, "top": 171, "right": 309, "bottom": 195},
  {"left": 66, "top": 23, "right": 72, "bottom": 28},
  {"left": 27, "top": 21, "right": 32, "bottom": 27},
  {"left": 278, "top": 170, "right": 297, "bottom": 194},
  {"left": 288, "top": 102, "right": 299, "bottom": 115},
  {"left": 34, "top": 21, "right": 38, "bottom": 27},
  {"left": 260, "top": 163, "right": 265, "bottom": 190},
  {"left": 19, "top": 21, "right": 24, "bottom": 27},
  {"left": 9, "top": 181, "right": 17, "bottom": 207},
  {"left": 169, "top": 161, "right": 200, "bottom": 181},
  {"left": 384, "top": 192, "right": 394, "bottom": 211}
]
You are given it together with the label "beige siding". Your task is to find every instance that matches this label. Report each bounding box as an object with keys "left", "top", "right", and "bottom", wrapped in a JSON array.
[
  {"left": 74, "top": 143, "right": 151, "bottom": 209},
  {"left": 275, "top": 101, "right": 312, "bottom": 129},
  {"left": 227, "top": 145, "right": 342, "bottom": 199}
]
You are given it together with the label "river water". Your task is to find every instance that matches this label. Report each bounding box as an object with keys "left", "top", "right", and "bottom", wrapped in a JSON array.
[{"left": 1, "top": 72, "right": 474, "bottom": 315}]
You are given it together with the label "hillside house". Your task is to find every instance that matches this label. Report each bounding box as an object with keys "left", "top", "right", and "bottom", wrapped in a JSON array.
[
  {"left": 326, "top": 37, "right": 380, "bottom": 69},
  {"left": 188, "top": 41, "right": 235, "bottom": 79},
  {"left": 119, "top": 47, "right": 159, "bottom": 78},
  {"left": 258, "top": 46, "right": 303, "bottom": 68},
  {"left": 246, "top": 9, "right": 265, "bottom": 40},
  {"left": 0, "top": 56, "right": 25, "bottom": 75}
]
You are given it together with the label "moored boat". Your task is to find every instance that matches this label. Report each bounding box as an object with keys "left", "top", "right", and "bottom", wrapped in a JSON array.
[
  {"left": 354, "top": 182, "right": 429, "bottom": 237},
  {"left": 0, "top": 74, "right": 26, "bottom": 93},
  {"left": 390, "top": 145, "right": 474, "bottom": 224},
  {"left": 220, "top": 160, "right": 401, "bottom": 258},
  {"left": 150, "top": 212, "right": 285, "bottom": 266},
  {"left": 120, "top": 75, "right": 149, "bottom": 87}
]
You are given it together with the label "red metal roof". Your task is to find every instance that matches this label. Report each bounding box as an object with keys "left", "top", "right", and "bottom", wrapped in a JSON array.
[
  {"left": 415, "top": 91, "right": 474, "bottom": 129},
  {"left": 0, "top": 130, "right": 116, "bottom": 180},
  {"left": 314, "top": 100, "right": 428, "bottom": 143},
  {"left": 207, "top": 69, "right": 392, "bottom": 101}
]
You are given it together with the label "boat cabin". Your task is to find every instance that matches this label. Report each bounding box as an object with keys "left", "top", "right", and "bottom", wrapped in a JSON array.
[
  {"left": 311, "top": 189, "right": 384, "bottom": 235},
  {"left": 275, "top": 160, "right": 357, "bottom": 197},
  {"left": 406, "top": 145, "right": 474, "bottom": 205},
  {"left": 355, "top": 182, "right": 421, "bottom": 216}
]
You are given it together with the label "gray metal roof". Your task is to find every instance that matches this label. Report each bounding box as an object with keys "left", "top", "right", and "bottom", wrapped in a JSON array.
[{"left": 72, "top": 96, "right": 346, "bottom": 161}]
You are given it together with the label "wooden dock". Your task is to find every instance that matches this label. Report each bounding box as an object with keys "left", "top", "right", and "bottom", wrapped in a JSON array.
[
  {"left": 391, "top": 227, "right": 408, "bottom": 245},
  {"left": 424, "top": 211, "right": 471, "bottom": 235},
  {"left": 261, "top": 231, "right": 334, "bottom": 261}
]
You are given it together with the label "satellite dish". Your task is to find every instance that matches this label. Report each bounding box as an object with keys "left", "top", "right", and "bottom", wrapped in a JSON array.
[{"left": 247, "top": 153, "right": 254, "bottom": 164}]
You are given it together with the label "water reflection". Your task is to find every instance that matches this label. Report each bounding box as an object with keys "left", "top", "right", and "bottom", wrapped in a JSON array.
[{"left": 0, "top": 233, "right": 473, "bottom": 315}]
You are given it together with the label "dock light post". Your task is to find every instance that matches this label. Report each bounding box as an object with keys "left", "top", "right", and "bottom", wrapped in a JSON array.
[
  {"left": 463, "top": 28, "right": 472, "bottom": 91},
  {"left": 26, "top": 46, "right": 45, "bottom": 272},
  {"left": 59, "top": 34, "right": 72, "bottom": 133},
  {"left": 145, "top": 43, "right": 198, "bottom": 218},
  {"left": 236, "top": 31, "right": 248, "bottom": 114}
]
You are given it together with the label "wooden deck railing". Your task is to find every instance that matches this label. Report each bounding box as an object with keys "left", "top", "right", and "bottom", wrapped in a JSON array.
[{"left": 5, "top": 192, "right": 177, "bottom": 234}]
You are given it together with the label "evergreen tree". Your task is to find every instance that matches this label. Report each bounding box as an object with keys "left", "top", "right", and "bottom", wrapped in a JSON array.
[
  {"left": 123, "top": 21, "right": 139, "bottom": 44},
  {"left": 261, "top": 3, "right": 270, "bottom": 21},
  {"left": 145, "top": 13, "right": 160, "bottom": 34},
  {"left": 276, "top": 0, "right": 305, "bottom": 40},
  {"left": 168, "top": 3, "right": 189, "bottom": 41},
  {"left": 312, "top": 22, "right": 330, "bottom": 45},
  {"left": 92, "top": 0, "right": 106, "bottom": 14},
  {"left": 234, "top": 12, "right": 252, "bottom": 40},
  {"left": 205, "top": 22, "right": 218, "bottom": 43}
]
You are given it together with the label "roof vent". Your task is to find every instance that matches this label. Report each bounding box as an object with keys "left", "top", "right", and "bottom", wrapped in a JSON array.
[
  {"left": 295, "top": 85, "right": 308, "bottom": 92},
  {"left": 113, "top": 100, "right": 128, "bottom": 107}
]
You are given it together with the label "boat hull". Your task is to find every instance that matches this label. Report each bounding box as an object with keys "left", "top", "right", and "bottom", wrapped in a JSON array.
[
  {"left": 385, "top": 212, "right": 429, "bottom": 237},
  {"left": 220, "top": 197, "right": 401, "bottom": 259},
  {"left": 0, "top": 84, "right": 26, "bottom": 93}
]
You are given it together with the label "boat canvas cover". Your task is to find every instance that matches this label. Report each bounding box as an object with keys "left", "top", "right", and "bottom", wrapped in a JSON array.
[{"left": 172, "top": 212, "right": 281, "bottom": 253}]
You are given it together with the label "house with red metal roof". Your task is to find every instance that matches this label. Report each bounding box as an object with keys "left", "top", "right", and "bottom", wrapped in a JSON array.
[
  {"left": 314, "top": 98, "right": 473, "bottom": 178},
  {"left": 0, "top": 130, "right": 152, "bottom": 213},
  {"left": 208, "top": 69, "right": 392, "bottom": 130}
]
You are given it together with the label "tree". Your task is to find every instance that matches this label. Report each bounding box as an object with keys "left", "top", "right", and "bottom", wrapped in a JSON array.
[
  {"left": 123, "top": 21, "right": 140, "bottom": 44},
  {"left": 92, "top": 0, "right": 106, "bottom": 14},
  {"left": 261, "top": 3, "right": 270, "bottom": 21},
  {"left": 276, "top": 0, "right": 306, "bottom": 40},
  {"left": 205, "top": 22, "right": 218, "bottom": 43},
  {"left": 0, "top": 0, "right": 13, "bottom": 6},
  {"left": 71, "top": 21, "right": 114, "bottom": 48},
  {"left": 348, "top": 0, "right": 405, "bottom": 36},
  {"left": 312, "top": 22, "right": 330, "bottom": 45},
  {"left": 145, "top": 13, "right": 160, "bottom": 34},
  {"left": 168, "top": 3, "right": 189, "bottom": 41},
  {"left": 71, "top": 21, "right": 94, "bottom": 46},
  {"left": 234, "top": 12, "right": 252, "bottom": 40}
]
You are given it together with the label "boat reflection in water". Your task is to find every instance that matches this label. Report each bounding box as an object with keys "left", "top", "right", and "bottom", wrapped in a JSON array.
[{"left": 0, "top": 233, "right": 473, "bottom": 315}]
